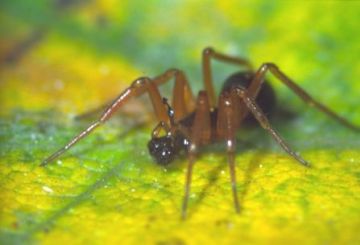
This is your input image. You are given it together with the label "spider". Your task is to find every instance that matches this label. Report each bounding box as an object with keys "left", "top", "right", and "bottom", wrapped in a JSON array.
[{"left": 41, "top": 47, "right": 359, "bottom": 219}]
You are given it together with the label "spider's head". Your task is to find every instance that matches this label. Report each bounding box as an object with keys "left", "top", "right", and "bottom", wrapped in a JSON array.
[
  {"left": 147, "top": 132, "right": 189, "bottom": 166},
  {"left": 147, "top": 98, "right": 190, "bottom": 165}
]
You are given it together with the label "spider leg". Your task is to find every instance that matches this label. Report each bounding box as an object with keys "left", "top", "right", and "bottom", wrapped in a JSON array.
[
  {"left": 74, "top": 101, "right": 111, "bottom": 120},
  {"left": 182, "top": 91, "right": 211, "bottom": 219},
  {"left": 217, "top": 92, "right": 242, "bottom": 213},
  {"left": 202, "top": 47, "right": 253, "bottom": 107},
  {"left": 76, "top": 69, "right": 195, "bottom": 121},
  {"left": 236, "top": 88, "right": 310, "bottom": 167},
  {"left": 153, "top": 69, "right": 196, "bottom": 120},
  {"left": 41, "top": 77, "right": 165, "bottom": 166},
  {"left": 247, "top": 63, "right": 360, "bottom": 131},
  {"left": 41, "top": 69, "right": 195, "bottom": 166}
]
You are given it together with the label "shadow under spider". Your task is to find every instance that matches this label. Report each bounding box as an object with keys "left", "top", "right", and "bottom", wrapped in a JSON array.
[
  {"left": 188, "top": 160, "right": 227, "bottom": 216},
  {"left": 238, "top": 151, "right": 266, "bottom": 209},
  {"left": 187, "top": 150, "right": 265, "bottom": 218}
]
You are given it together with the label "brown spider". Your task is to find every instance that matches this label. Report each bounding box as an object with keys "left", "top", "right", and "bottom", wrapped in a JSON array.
[{"left": 41, "top": 47, "right": 359, "bottom": 219}]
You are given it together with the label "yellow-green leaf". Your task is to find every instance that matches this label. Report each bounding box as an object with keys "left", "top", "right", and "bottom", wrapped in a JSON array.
[{"left": 1, "top": 1, "right": 360, "bottom": 244}]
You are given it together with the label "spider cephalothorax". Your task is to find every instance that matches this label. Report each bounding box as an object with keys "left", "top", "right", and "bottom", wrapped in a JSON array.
[{"left": 41, "top": 47, "right": 359, "bottom": 219}]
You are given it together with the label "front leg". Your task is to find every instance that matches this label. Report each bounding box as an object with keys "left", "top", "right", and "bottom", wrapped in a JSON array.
[
  {"left": 76, "top": 69, "right": 196, "bottom": 122},
  {"left": 41, "top": 77, "right": 167, "bottom": 166}
]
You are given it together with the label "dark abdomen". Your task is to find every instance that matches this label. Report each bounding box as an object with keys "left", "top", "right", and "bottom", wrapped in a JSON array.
[
  {"left": 222, "top": 71, "right": 276, "bottom": 124},
  {"left": 178, "top": 71, "right": 277, "bottom": 137}
]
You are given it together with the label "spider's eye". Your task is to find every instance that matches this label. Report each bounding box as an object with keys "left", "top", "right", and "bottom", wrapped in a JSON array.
[{"left": 147, "top": 136, "right": 176, "bottom": 165}]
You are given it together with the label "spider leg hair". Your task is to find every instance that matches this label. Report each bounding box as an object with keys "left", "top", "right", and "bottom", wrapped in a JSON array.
[
  {"left": 236, "top": 88, "right": 311, "bottom": 167},
  {"left": 247, "top": 63, "right": 360, "bottom": 132}
]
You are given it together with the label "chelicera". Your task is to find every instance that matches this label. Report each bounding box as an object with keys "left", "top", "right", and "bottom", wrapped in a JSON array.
[{"left": 41, "top": 47, "right": 359, "bottom": 219}]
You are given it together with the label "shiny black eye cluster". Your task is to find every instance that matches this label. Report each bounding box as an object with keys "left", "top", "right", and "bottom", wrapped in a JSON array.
[{"left": 147, "top": 134, "right": 189, "bottom": 165}]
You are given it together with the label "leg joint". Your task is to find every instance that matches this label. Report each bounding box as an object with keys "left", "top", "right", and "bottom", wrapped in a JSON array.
[
  {"left": 166, "top": 68, "right": 180, "bottom": 76},
  {"left": 131, "top": 76, "right": 151, "bottom": 88},
  {"left": 226, "top": 139, "right": 236, "bottom": 153},
  {"left": 261, "top": 62, "right": 277, "bottom": 71},
  {"left": 234, "top": 87, "right": 246, "bottom": 97},
  {"left": 203, "top": 47, "right": 215, "bottom": 56}
]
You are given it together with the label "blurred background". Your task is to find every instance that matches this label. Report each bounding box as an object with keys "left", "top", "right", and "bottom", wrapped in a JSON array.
[
  {"left": 1, "top": 1, "right": 360, "bottom": 244},
  {"left": 1, "top": 1, "right": 359, "bottom": 117}
]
